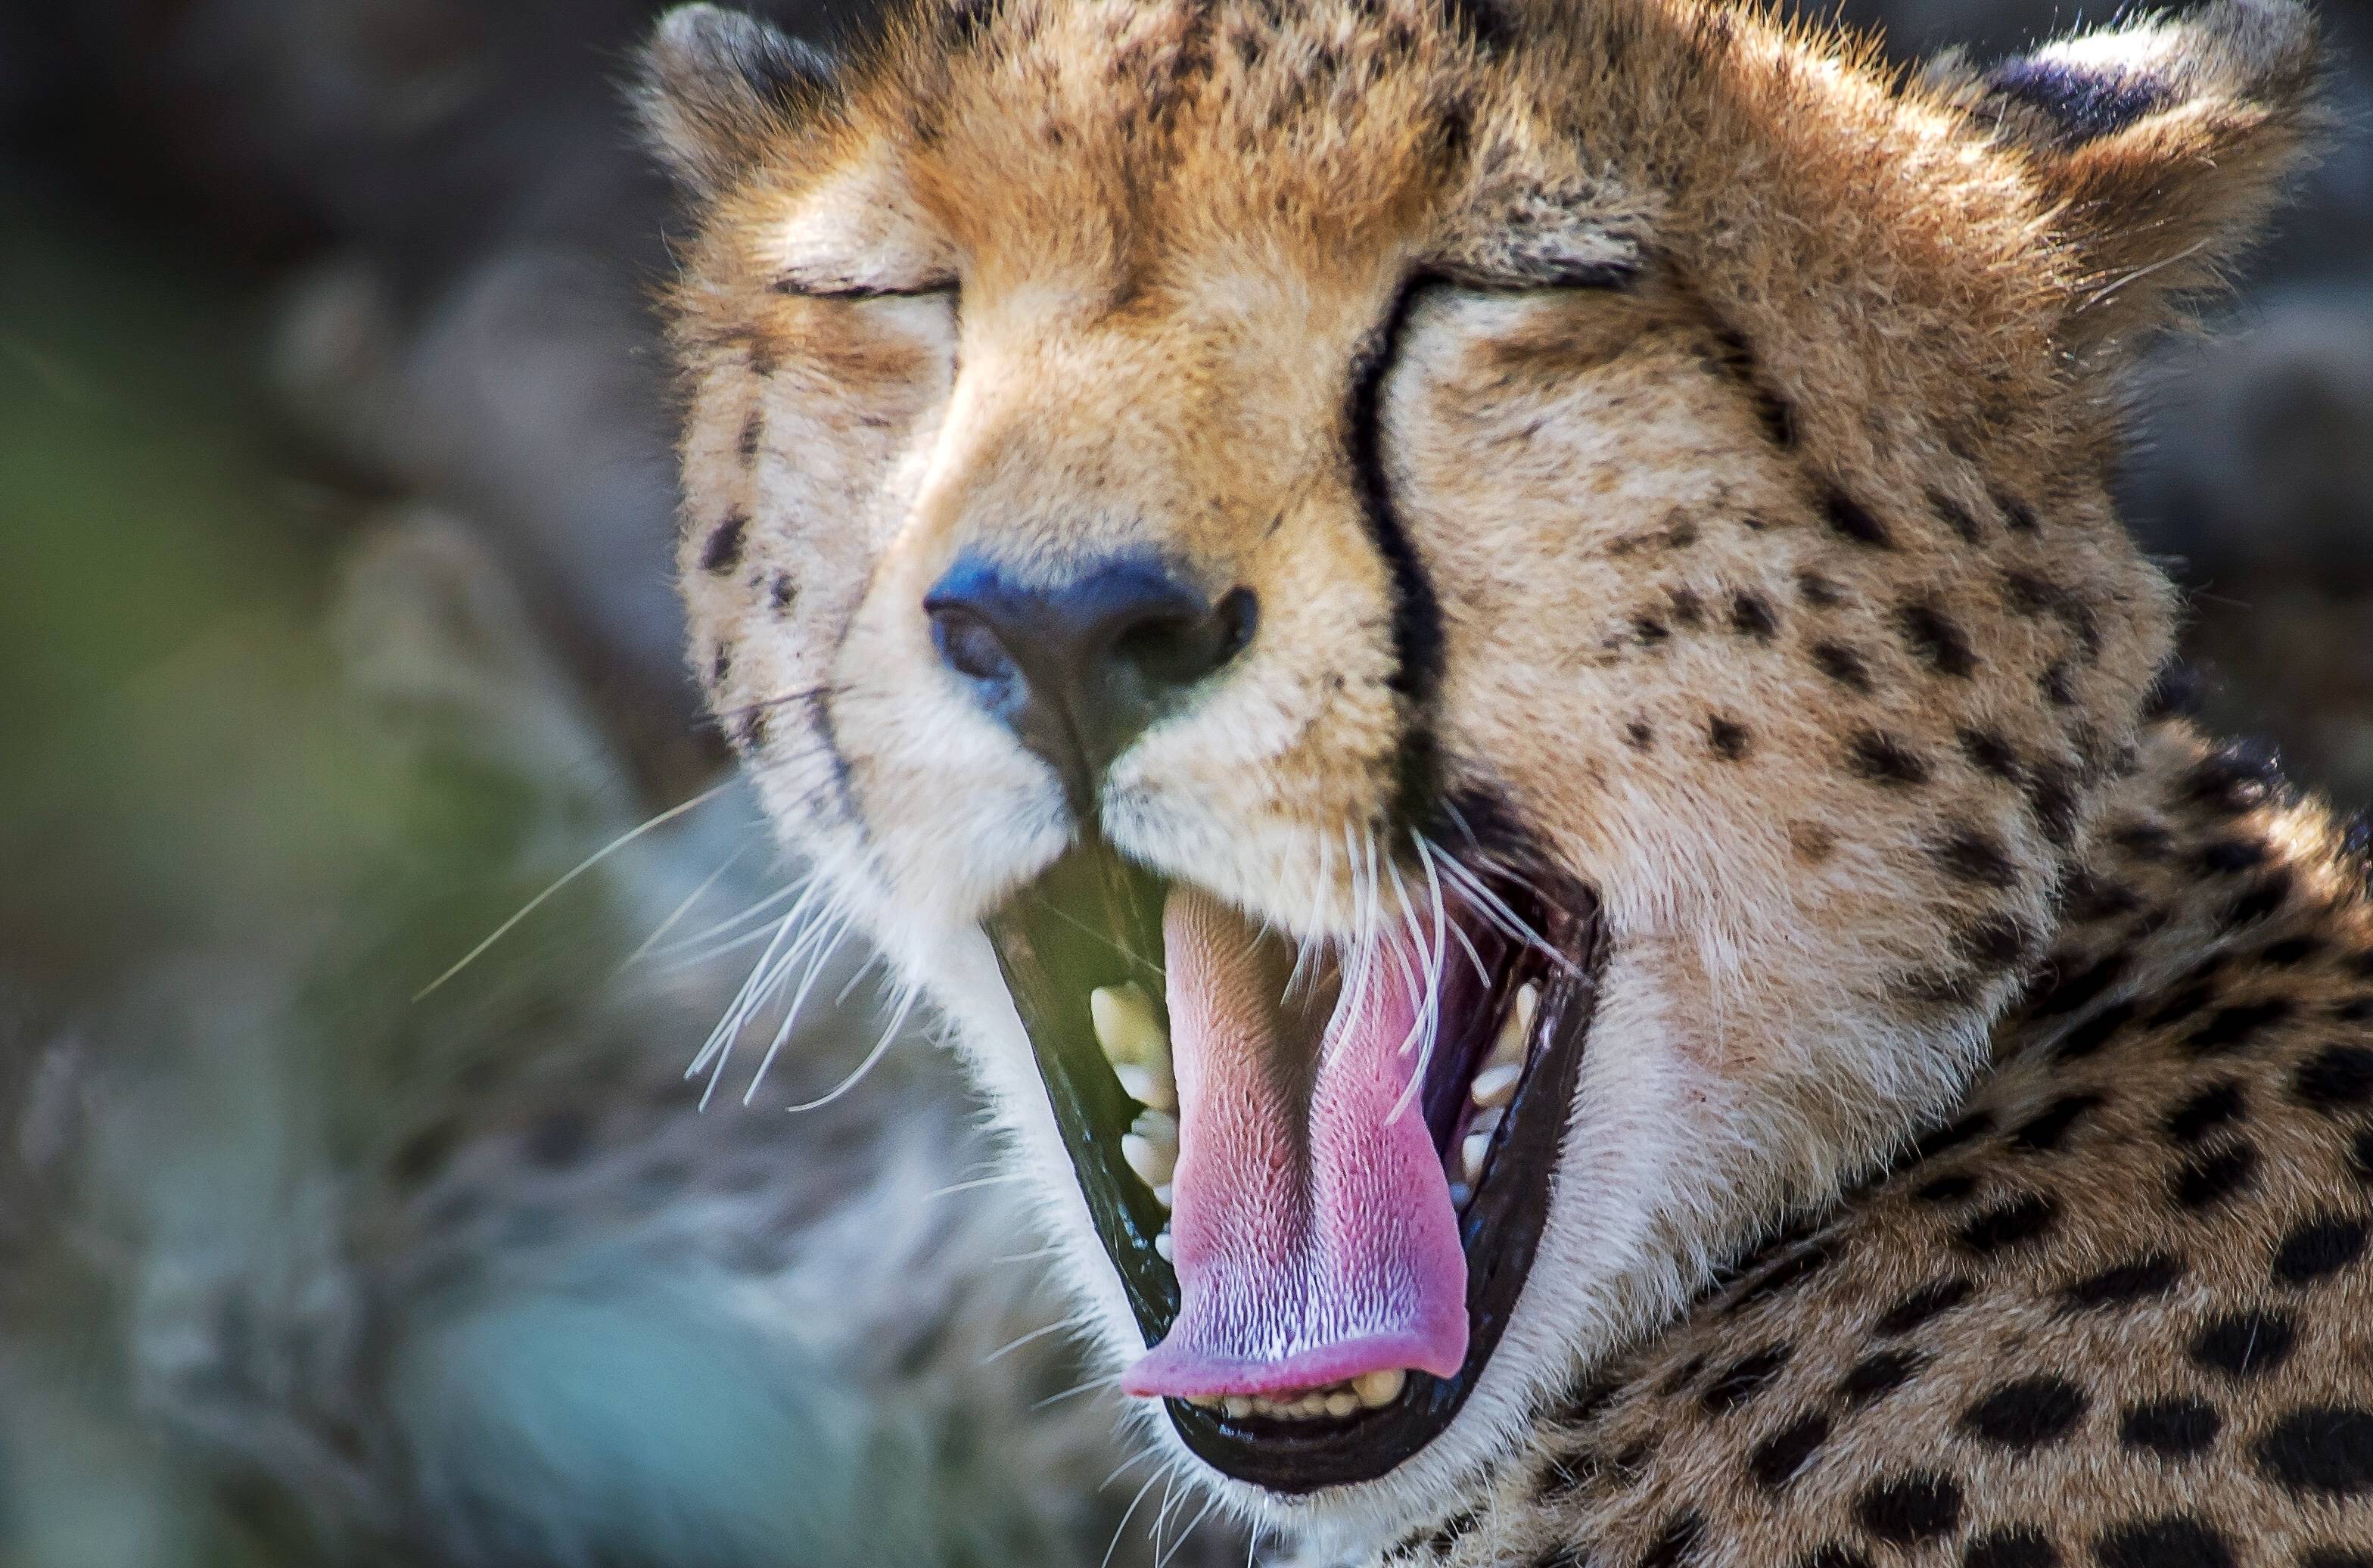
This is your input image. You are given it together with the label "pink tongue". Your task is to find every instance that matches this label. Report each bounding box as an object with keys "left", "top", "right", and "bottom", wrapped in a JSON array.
[{"left": 1119, "top": 888, "right": 1468, "bottom": 1399}]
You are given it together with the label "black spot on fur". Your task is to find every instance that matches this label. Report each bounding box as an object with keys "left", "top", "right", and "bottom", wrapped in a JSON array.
[
  {"left": 702, "top": 510, "right": 749, "bottom": 574},
  {"left": 1703, "top": 1346, "right": 1791, "bottom": 1413},
  {"left": 2200, "top": 837, "right": 2272, "bottom": 876},
  {"left": 2296, "top": 1046, "right": 2373, "bottom": 1111},
  {"left": 2039, "top": 658, "right": 2077, "bottom": 708},
  {"left": 2183, "top": 738, "right": 2284, "bottom": 814},
  {"left": 1639, "top": 1508, "right": 1705, "bottom": 1568},
  {"left": 2182, "top": 999, "right": 2293, "bottom": 1056},
  {"left": 2259, "top": 936, "right": 2323, "bottom": 968},
  {"left": 1936, "top": 828, "right": 2020, "bottom": 889},
  {"left": 2172, "top": 1143, "right": 2259, "bottom": 1210},
  {"left": 1733, "top": 1243, "right": 1839, "bottom": 1308},
  {"left": 2189, "top": 1310, "right": 2296, "bottom": 1377},
  {"left": 1875, "top": 1277, "right": 1974, "bottom": 1336},
  {"left": 1959, "top": 1193, "right": 2057, "bottom": 1254},
  {"left": 2028, "top": 953, "right": 2127, "bottom": 1019},
  {"left": 2011, "top": 1094, "right": 2103, "bottom": 1152},
  {"left": 1849, "top": 730, "right": 1931, "bottom": 786},
  {"left": 2166, "top": 1082, "right": 2246, "bottom": 1144},
  {"left": 1634, "top": 614, "right": 1670, "bottom": 646},
  {"left": 769, "top": 571, "right": 798, "bottom": 613},
  {"left": 1961, "top": 1375, "right": 2088, "bottom": 1449},
  {"left": 1905, "top": 1112, "right": 1993, "bottom": 1165},
  {"left": 2093, "top": 1517, "right": 2235, "bottom": 1568},
  {"left": 1823, "top": 490, "right": 1891, "bottom": 548},
  {"left": 2253, "top": 1407, "right": 2373, "bottom": 1496},
  {"left": 1964, "top": 1526, "right": 2060, "bottom": 1568},
  {"left": 1811, "top": 640, "right": 1873, "bottom": 693},
  {"left": 1669, "top": 589, "right": 1705, "bottom": 629},
  {"left": 1838, "top": 1349, "right": 1927, "bottom": 1405},
  {"left": 1709, "top": 325, "right": 1798, "bottom": 450},
  {"left": 1625, "top": 720, "right": 1656, "bottom": 751},
  {"left": 2056, "top": 999, "right": 2137, "bottom": 1062},
  {"left": 2224, "top": 870, "right": 2295, "bottom": 927},
  {"left": 1958, "top": 727, "right": 2023, "bottom": 780},
  {"left": 1855, "top": 1472, "right": 1962, "bottom": 1545},
  {"left": 1730, "top": 591, "right": 1778, "bottom": 639},
  {"left": 1899, "top": 602, "right": 1976, "bottom": 678},
  {"left": 1994, "top": 490, "right": 2042, "bottom": 534},
  {"left": 738, "top": 409, "right": 764, "bottom": 459},
  {"left": 1709, "top": 716, "right": 1750, "bottom": 761},
  {"left": 2060, "top": 1253, "right": 2184, "bottom": 1311},
  {"left": 1750, "top": 1413, "right": 1832, "bottom": 1492},
  {"left": 1796, "top": 571, "right": 1845, "bottom": 608},
  {"left": 1930, "top": 490, "right": 1984, "bottom": 544},
  {"left": 1915, "top": 1174, "right": 1976, "bottom": 1205},
  {"left": 2273, "top": 1214, "right": 2371, "bottom": 1285},
  {"left": 2023, "top": 763, "right": 2081, "bottom": 847},
  {"left": 2120, "top": 1398, "right": 2222, "bottom": 1458}
]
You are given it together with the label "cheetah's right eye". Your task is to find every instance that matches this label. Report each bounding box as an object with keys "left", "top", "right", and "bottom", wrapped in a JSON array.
[{"left": 770, "top": 276, "right": 958, "bottom": 302}]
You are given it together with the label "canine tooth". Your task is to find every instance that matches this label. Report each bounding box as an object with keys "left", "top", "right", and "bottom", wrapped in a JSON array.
[
  {"left": 1091, "top": 982, "right": 1168, "bottom": 1062},
  {"left": 1461, "top": 1129, "right": 1492, "bottom": 1184},
  {"left": 1325, "top": 1390, "right": 1360, "bottom": 1419},
  {"left": 1354, "top": 1368, "right": 1407, "bottom": 1408},
  {"left": 1152, "top": 1183, "right": 1173, "bottom": 1208},
  {"left": 1447, "top": 1179, "right": 1473, "bottom": 1208},
  {"left": 1470, "top": 1060, "right": 1521, "bottom": 1108},
  {"left": 1154, "top": 1230, "right": 1174, "bottom": 1262}
]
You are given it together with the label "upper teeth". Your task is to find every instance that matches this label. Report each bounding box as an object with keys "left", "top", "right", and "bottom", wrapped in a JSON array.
[
  {"left": 1091, "top": 982, "right": 1176, "bottom": 1112},
  {"left": 1123, "top": 1109, "right": 1179, "bottom": 1188}
]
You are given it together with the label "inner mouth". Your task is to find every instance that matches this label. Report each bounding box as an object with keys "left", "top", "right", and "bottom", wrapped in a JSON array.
[{"left": 983, "top": 840, "right": 1603, "bottom": 1494}]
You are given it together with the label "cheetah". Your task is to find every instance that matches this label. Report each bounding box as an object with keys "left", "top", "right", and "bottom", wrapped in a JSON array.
[{"left": 639, "top": 0, "right": 2370, "bottom": 1561}]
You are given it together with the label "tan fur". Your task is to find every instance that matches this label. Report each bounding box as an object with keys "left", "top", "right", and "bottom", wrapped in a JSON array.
[{"left": 641, "top": 1, "right": 2360, "bottom": 1560}]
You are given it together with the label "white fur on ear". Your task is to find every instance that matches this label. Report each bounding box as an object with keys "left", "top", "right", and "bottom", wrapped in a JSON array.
[
  {"left": 1925, "top": 0, "right": 2326, "bottom": 344},
  {"left": 635, "top": 5, "right": 835, "bottom": 197}
]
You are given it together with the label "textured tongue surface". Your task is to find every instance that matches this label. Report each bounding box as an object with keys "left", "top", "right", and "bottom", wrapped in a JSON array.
[{"left": 1120, "top": 887, "right": 1467, "bottom": 1398}]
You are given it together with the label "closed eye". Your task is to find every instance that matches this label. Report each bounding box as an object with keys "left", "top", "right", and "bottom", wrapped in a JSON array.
[{"left": 771, "top": 277, "right": 959, "bottom": 300}]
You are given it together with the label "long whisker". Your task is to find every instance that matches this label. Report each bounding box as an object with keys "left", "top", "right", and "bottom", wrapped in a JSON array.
[
  {"left": 779, "top": 978, "right": 916, "bottom": 1112},
  {"left": 413, "top": 778, "right": 736, "bottom": 1001},
  {"left": 616, "top": 841, "right": 753, "bottom": 973}
]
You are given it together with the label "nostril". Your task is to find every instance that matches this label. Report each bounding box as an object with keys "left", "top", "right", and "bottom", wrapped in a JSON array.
[
  {"left": 1118, "top": 586, "right": 1259, "bottom": 689},
  {"left": 929, "top": 605, "right": 1020, "bottom": 684}
]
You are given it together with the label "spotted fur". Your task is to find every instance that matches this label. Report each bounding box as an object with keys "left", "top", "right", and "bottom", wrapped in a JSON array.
[{"left": 639, "top": 0, "right": 2347, "bottom": 1559}]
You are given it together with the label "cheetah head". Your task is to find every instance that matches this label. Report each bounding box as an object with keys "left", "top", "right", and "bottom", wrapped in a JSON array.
[{"left": 639, "top": 0, "right": 2322, "bottom": 1542}]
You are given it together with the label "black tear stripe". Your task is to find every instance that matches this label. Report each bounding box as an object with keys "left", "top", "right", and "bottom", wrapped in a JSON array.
[{"left": 1348, "top": 276, "right": 1452, "bottom": 823}]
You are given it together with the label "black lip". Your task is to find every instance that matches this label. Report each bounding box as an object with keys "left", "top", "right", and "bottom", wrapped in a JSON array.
[{"left": 983, "top": 842, "right": 1604, "bottom": 1495}]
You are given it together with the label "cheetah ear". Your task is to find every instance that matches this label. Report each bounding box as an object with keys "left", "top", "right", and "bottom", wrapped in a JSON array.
[
  {"left": 636, "top": 5, "right": 835, "bottom": 197},
  {"left": 1927, "top": 0, "right": 2326, "bottom": 344}
]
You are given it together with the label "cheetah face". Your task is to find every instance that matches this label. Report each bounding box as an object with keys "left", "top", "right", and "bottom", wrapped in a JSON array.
[{"left": 642, "top": 0, "right": 2310, "bottom": 1538}]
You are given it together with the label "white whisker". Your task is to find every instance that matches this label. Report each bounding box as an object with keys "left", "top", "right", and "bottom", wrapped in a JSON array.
[{"left": 413, "top": 778, "right": 735, "bottom": 1000}]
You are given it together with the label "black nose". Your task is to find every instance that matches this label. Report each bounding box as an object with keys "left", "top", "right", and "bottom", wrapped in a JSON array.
[{"left": 925, "top": 557, "right": 1257, "bottom": 810}]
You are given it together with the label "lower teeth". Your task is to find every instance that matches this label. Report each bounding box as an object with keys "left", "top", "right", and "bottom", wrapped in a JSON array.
[{"left": 1184, "top": 1367, "right": 1407, "bottom": 1421}]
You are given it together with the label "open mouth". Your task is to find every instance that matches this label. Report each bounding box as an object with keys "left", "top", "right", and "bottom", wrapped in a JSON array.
[{"left": 983, "top": 840, "right": 1603, "bottom": 1493}]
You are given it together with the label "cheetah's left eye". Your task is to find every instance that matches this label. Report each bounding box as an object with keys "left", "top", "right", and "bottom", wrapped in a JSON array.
[{"left": 770, "top": 276, "right": 959, "bottom": 302}]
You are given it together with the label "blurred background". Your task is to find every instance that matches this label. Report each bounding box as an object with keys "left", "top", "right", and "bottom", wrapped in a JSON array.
[{"left": 0, "top": 1, "right": 2365, "bottom": 1563}]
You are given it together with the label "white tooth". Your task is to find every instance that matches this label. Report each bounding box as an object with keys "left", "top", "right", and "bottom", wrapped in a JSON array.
[
  {"left": 1154, "top": 1230, "right": 1175, "bottom": 1262},
  {"left": 1470, "top": 1106, "right": 1504, "bottom": 1140},
  {"left": 1447, "top": 1179, "right": 1473, "bottom": 1208},
  {"left": 1470, "top": 1061, "right": 1520, "bottom": 1107},
  {"left": 1152, "top": 1183, "right": 1173, "bottom": 1209},
  {"left": 1223, "top": 1396, "right": 1254, "bottom": 1420},
  {"left": 1325, "top": 1391, "right": 1360, "bottom": 1419},
  {"left": 1354, "top": 1368, "right": 1407, "bottom": 1408},
  {"left": 1113, "top": 1062, "right": 1176, "bottom": 1112},
  {"left": 1461, "top": 1129, "right": 1491, "bottom": 1184},
  {"left": 1122, "top": 1134, "right": 1176, "bottom": 1189},
  {"left": 1132, "top": 1109, "right": 1179, "bottom": 1148},
  {"left": 1091, "top": 982, "right": 1169, "bottom": 1069}
]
